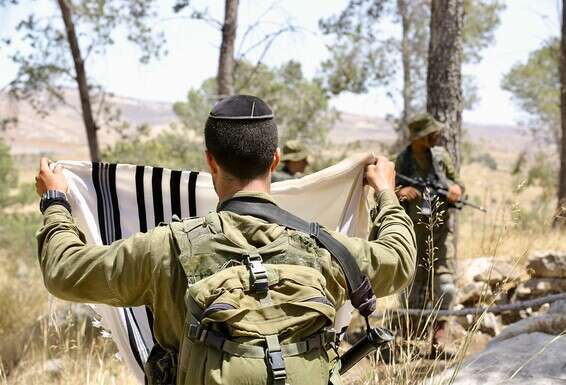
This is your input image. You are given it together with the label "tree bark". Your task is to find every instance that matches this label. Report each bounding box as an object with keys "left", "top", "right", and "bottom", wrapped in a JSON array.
[
  {"left": 217, "top": 0, "right": 238, "bottom": 98},
  {"left": 427, "top": 0, "right": 464, "bottom": 264},
  {"left": 398, "top": 0, "right": 412, "bottom": 144},
  {"left": 57, "top": 0, "right": 100, "bottom": 162},
  {"left": 426, "top": 0, "right": 464, "bottom": 170},
  {"left": 557, "top": 0, "right": 566, "bottom": 226}
]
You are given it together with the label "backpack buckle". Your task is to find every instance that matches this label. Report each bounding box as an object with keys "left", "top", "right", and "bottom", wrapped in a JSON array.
[
  {"left": 245, "top": 253, "right": 269, "bottom": 294},
  {"left": 265, "top": 335, "right": 286, "bottom": 384}
]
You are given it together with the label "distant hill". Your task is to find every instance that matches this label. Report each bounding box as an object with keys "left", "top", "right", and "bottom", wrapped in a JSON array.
[
  {"left": 0, "top": 90, "right": 177, "bottom": 157},
  {"left": 0, "top": 90, "right": 528, "bottom": 158}
]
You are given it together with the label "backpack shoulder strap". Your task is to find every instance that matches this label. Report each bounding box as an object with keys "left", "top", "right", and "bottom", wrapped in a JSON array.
[{"left": 218, "top": 196, "right": 376, "bottom": 317}]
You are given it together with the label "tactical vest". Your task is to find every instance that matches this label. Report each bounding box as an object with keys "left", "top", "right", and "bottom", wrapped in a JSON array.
[
  {"left": 396, "top": 146, "right": 450, "bottom": 188},
  {"left": 164, "top": 211, "right": 343, "bottom": 385}
]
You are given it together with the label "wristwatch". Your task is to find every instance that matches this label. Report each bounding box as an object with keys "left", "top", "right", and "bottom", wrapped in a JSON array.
[{"left": 40, "top": 190, "right": 71, "bottom": 214}]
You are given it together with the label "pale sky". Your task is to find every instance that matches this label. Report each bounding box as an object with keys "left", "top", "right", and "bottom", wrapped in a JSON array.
[{"left": 0, "top": 0, "right": 561, "bottom": 126}]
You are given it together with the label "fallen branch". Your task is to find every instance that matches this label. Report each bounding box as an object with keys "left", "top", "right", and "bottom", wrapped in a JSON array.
[{"left": 372, "top": 292, "right": 566, "bottom": 318}]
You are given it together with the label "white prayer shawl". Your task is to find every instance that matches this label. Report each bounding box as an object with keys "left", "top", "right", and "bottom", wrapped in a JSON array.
[{"left": 58, "top": 152, "right": 373, "bottom": 383}]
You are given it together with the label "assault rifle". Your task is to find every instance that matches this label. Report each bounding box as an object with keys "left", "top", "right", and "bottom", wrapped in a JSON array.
[{"left": 396, "top": 173, "right": 487, "bottom": 214}]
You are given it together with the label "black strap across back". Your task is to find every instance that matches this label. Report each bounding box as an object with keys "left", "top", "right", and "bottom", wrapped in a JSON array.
[{"left": 218, "top": 196, "right": 376, "bottom": 318}]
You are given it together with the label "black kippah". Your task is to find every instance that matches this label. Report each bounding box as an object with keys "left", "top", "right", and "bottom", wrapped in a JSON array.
[{"left": 209, "top": 95, "right": 274, "bottom": 120}]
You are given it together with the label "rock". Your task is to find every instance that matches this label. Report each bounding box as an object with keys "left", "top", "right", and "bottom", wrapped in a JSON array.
[
  {"left": 520, "top": 278, "right": 566, "bottom": 297},
  {"left": 473, "top": 260, "right": 528, "bottom": 287},
  {"left": 458, "top": 281, "right": 493, "bottom": 305},
  {"left": 528, "top": 251, "right": 566, "bottom": 278},
  {"left": 465, "top": 332, "right": 492, "bottom": 356},
  {"left": 478, "top": 313, "right": 501, "bottom": 337},
  {"left": 491, "top": 314, "right": 566, "bottom": 344},
  {"left": 500, "top": 308, "right": 533, "bottom": 325},
  {"left": 422, "top": 332, "right": 566, "bottom": 385},
  {"left": 457, "top": 257, "right": 528, "bottom": 290},
  {"left": 548, "top": 299, "right": 566, "bottom": 315}
]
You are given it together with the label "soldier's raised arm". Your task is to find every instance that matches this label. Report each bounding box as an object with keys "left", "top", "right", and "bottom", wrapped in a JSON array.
[
  {"left": 329, "top": 156, "right": 416, "bottom": 298},
  {"left": 35, "top": 158, "right": 171, "bottom": 307}
]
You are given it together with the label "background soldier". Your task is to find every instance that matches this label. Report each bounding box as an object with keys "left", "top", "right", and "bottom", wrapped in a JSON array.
[
  {"left": 35, "top": 95, "right": 416, "bottom": 384},
  {"left": 394, "top": 113, "right": 464, "bottom": 356},
  {"left": 272, "top": 139, "right": 311, "bottom": 182}
]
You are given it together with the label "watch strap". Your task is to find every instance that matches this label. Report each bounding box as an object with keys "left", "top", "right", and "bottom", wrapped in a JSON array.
[{"left": 40, "top": 190, "right": 71, "bottom": 214}]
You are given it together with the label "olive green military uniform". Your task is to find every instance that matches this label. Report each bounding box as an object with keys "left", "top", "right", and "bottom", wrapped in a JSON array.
[
  {"left": 272, "top": 140, "right": 311, "bottom": 182},
  {"left": 37, "top": 190, "right": 416, "bottom": 384},
  {"left": 395, "top": 115, "right": 464, "bottom": 314}
]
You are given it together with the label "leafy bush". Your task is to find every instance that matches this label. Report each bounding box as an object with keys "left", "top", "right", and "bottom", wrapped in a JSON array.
[
  {"left": 102, "top": 132, "right": 207, "bottom": 171},
  {"left": 472, "top": 152, "right": 498, "bottom": 170},
  {"left": 0, "top": 213, "right": 42, "bottom": 261},
  {"left": 0, "top": 138, "right": 17, "bottom": 208}
]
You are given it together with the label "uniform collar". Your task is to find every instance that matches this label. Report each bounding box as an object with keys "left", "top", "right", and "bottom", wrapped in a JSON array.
[{"left": 217, "top": 190, "right": 278, "bottom": 210}]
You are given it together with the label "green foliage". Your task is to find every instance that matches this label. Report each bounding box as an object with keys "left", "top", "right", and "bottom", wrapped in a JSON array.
[
  {"left": 472, "top": 152, "right": 498, "bottom": 170},
  {"left": 462, "top": 0, "right": 505, "bottom": 64},
  {"left": 525, "top": 152, "right": 558, "bottom": 193},
  {"left": 319, "top": 0, "right": 504, "bottom": 111},
  {"left": 318, "top": 0, "right": 402, "bottom": 96},
  {"left": 11, "top": 182, "right": 39, "bottom": 206},
  {"left": 511, "top": 151, "right": 558, "bottom": 228},
  {"left": 0, "top": 213, "right": 42, "bottom": 260},
  {"left": 0, "top": 138, "right": 17, "bottom": 208},
  {"left": 501, "top": 38, "right": 560, "bottom": 147},
  {"left": 102, "top": 132, "right": 207, "bottom": 171},
  {"left": 174, "top": 60, "right": 337, "bottom": 143}
]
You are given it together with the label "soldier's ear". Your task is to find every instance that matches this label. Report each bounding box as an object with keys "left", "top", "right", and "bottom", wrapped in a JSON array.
[
  {"left": 205, "top": 151, "right": 219, "bottom": 176},
  {"left": 271, "top": 148, "right": 281, "bottom": 172}
]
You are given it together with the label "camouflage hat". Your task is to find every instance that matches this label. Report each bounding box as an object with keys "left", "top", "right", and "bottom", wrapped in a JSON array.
[
  {"left": 281, "top": 139, "right": 310, "bottom": 163},
  {"left": 408, "top": 113, "right": 443, "bottom": 141}
]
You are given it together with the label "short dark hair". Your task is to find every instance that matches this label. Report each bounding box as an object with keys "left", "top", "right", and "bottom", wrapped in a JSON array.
[{"left": 204, "top": 117, "right": 278, "bottom": 179}]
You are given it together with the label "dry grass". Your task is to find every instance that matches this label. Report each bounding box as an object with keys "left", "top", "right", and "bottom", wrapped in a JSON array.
[
  {"left": 0, "top": 251, "right": 136, "bottom": 385},
  {"left": 459, "top": 161, "right": 565, "bottom": 261}
]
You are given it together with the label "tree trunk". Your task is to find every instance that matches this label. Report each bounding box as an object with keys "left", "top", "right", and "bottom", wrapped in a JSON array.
[
  {"left": 398, "top": 0, "right": 412, "bottom": 144},
  {"left": 557, "top": 0, "right": 566, "bottom": 226},
  {"left": 217, "top": 0, "right": 238, "bottom": 98},
  {"left": 426, "top": 0, "right": 464, "bottom": 170},
  {"left": 57, "top": 0, "right": 100, "bottom": 162},
  {"left": 427, "top": 0, "right": 464, "bottom": 265}
]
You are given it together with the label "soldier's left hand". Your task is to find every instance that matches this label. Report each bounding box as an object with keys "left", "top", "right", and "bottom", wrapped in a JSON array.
[{"left": 446, "top": 184, "right": 462, "bottom": 203}]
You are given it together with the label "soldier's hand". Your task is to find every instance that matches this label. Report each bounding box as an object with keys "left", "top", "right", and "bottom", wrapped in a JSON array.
[
  {"left": 446, "top": 184, "right": 462, "bottom": 203},
  {"left": 35, "top": 157, "right": 68, "bottom": 196},
  {"left": 397, "top": 186, "right": 421, "bottom": 202},
  {"left": 364, "top": 155, "right": 395, "bottom": 193}
]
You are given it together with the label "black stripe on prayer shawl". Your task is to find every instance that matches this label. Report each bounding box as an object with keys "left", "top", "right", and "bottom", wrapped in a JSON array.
[
  {"left": 170, "top": 170, "right": 182, "bottom": 218},
  {"left": 101, "top": 163, "right": 114, "bottom": 243},
  {"left": 91, "top": 162, "right": 107, "bottom": 245},
  {"left": 188, "top": 171, "right": 199, "bottom": 217},
  {"left": 135, "top": 166, "right": 148, "bottom": 232},
  {"left": 152, "top": 167, "right": 164, "bottom": 226},
  {"left": 108, "top": 163, "right": 122, "bottom": 240},
  {"left": 124, "top": 308, "right": 145, "bottom": 370},
  {"left": 145, "top": 307, "right": 157, "bottom": 344}
]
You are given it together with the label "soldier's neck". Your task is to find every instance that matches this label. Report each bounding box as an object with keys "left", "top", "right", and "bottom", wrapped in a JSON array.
[
  {"left": 410, "top": 142, "right": 429, "bottom": 155},
  {"left": 215, "top": 176, "right": 271, "bottom": 202}
]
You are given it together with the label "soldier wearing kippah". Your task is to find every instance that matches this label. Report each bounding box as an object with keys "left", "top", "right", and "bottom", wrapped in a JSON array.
[
  {"left": 35, "top": 95, "right": 416, "bottom": 385},
  {"left": 272, "top": 140, "right": 311, "bottom": 182},
  {"left": 395, "top": 113, "right": 464, "bottom": 357}
]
